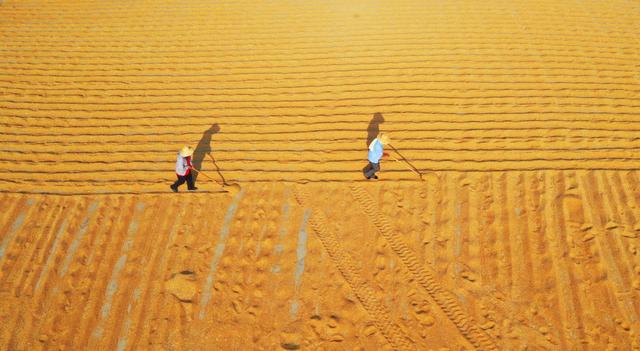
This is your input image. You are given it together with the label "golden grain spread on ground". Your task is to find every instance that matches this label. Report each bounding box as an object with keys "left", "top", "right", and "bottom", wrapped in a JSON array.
[{"left": 1, "top": 0, "right": 639, "bottom": 349}]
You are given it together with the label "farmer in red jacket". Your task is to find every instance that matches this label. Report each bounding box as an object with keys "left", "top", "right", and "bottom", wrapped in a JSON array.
[{"left": 170, "top": 146, "right": 198, "bottom": 192}]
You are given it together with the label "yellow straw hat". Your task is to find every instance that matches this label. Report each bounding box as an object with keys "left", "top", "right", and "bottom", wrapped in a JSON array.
[
  {"left": 378, "top": 133, "right": 391, "bottom": 145},
  {"left": 179, "top": 146, "right": 194, "bottom": 157}
]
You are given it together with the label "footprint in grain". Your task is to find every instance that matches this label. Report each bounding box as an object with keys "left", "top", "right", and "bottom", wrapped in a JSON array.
[
  {"left": 165, "top": 271, "right": 197, "bottom": 320},
  {"left": 165, "top": 271, "right": 196, "bottom": 303}
]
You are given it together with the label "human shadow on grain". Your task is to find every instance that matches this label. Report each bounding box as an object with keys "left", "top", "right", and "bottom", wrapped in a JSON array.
[
  {"left": 193, "top": 123, "right": 220, "bottom": 182},
  {"left": 366, "top": 112, "right": 385, "bottom": 148}
]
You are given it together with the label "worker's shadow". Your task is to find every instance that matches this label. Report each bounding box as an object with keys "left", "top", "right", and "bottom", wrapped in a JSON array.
[
  {"left": 362, "top": 113, "right": 384, "bottom": 176},
  {"left": 366, "top": 112, "right": 384, "bottom": 148},
  {"left": 192, "top": 123, "right": 220, "bottom": 182}
]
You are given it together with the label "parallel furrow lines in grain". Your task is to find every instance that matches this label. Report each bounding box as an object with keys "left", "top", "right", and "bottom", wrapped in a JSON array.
[
  {"left": 610, "top": 172, "right": 638, "bottom": 232},
  {"left": 30, "top": 200, "right": 82, "bottom": 296},
  {"left": 554, "top": 172, "right": 587, "bottom": 348},
  {"left": 10, "top": 197, "right": 66, "bottom": 297},
  {"left": 293, "top": 185, "right": 414, "bottom": 351},
  {"left": 5, "top": 147, "right": 640, "bottom": 157},
  {"left": 2, "top": 197, "right": 63, "bottom": 348},
  {"left": 2, "top": 19, "right": 636, "bottom": 38},
  {"left": 4, "top": 28, "right": 635, "bottom": 46},
  {"left": 5, "top": 110, "right": 640, "bottom": 121},
  {"left": 156, "top": 196, "right": 210, "bottom": 346},
  {"left": 627, "top": 172, "right": 640, "bottom": 212},
  {"left": 570, "top": 171, "right": 621, "bottom": 345},
  {"left": 596, "top": 173, "right": 636, "bottom": 290},
  {"left": 4, "top": 135, "right": 639, "bottom": 146},
  {"left": 3, "top": 92, "right": 640, "bottom": 103},
  {"left": 0, "top": 197, "right": 39, "bottom": 281},
  {"left": 1, "top": 61, "right": 637, "bottom": 74},
  {"left": 349, "top": 184, "right": 498, "bottom": 351},
  {"left": 505, "top": 173, "right": 527, "bottom": 302},
  {"left": 129, "top": 196, "right": 182, "bottom": 349},
  {"left": 1, "top": 70, "right": 635, "bottom": 81},
  {"left": 477, "top": 174, "right": 497, "bottom": 288},
  {"left": 111, "top": 198, "right": 169, "bottom": 351},
  {"left": 1, "top": 39, "right": 637, "bottom": 58},
  {"left": 597, "top": 173, "right": 640, "bottom": 319},
  {"left": 541, "top": 172, "right": 570, "bottom": 350},
  {"left": 2, "top": 78, "right": 638, "bottom": 92},
  {"left": 2, "top": 56, "right": 638, "bottom": 71},
  {"left": 85, "top": 200, "right": 148, "bottom": 350},
  {"left": 6, "top": 126, "right": 640, "bottom": 135},
  {"left": 28, "top": 198, "right": 92, "bottom": 316},
  {"left": 4, "top": 123, "right": 639, "bottom": 136},
  {"left": 66, "top": 198, "right": 134, "bottom": 349},
  {"left": 4, "top": 95, "right": 640, "bottom": 106},
  {"left": 417, "top": 181, "right": 434, "bottom": 266},
  {"left": 456, "top": 174, "right": 472, "bottom": 289},
  {"left": 466, "top": 175, "right": 481, "bottom": 289},
  {"left": 3, "top": 10, "right": 634, "bottom": 26},
  {"left": 0, "top": 195, "right": 25, "bottom": 241},
  {"left": 516, "top": 173, "right": 534, "bottom": 298},
  {"left": 3, "top": 159, "right": 640, "bottom": 177},
  {"left": 494, "top": 173, "right": 513, "bottom": 296},
  {"left": 3, "top": 80, "right": 639, "bottom": 93},
  {"left": 7, "top": 154, "right": 640, "bottom": 167},
  {"left": 578, "top": 172, "right": 639, "bottom": 325},
  {"left": 22, "top": 200, "right": 86, "bottom": 349},
  {"left": 523, "top": 173, "right": 543, "bottom": 294},
  {"left": 138, "top": 197, "right": 200, "bottom": 348}
]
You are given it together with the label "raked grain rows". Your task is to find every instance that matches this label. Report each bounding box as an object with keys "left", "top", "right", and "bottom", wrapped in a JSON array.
[{"left": 1, "top": 0, "right": 639, "bottom": 194}]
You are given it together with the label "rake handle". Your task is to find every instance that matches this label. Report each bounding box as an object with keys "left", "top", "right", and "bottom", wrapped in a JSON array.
[
  {"left": 387, "top": 144, "right": 423, "bottom": 179},
  {"left": 190, "top": 167, "right": 223, "bottom": 185}
]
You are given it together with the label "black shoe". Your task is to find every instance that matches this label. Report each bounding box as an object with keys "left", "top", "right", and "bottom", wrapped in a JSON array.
[
  {"left": 170, "top": 184, "right": 178, "bottom": 192},
  {"left": 188, "top": 187, "right": 198, "bottom": 191},
  {"left": 373, "top": 175, "right": 379, "bottom": 179}
]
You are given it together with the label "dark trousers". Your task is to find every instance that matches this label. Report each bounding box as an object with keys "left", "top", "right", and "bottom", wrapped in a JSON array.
[
  {"left": 363, "top": 162, "right": 380, "bottom": 178},
  {"left": 173, "top": 172, "right": 195, "bottom": 190}
]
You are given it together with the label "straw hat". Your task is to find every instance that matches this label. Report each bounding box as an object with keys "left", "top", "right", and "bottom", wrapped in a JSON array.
[
  {"left": 378, "top": 133, "right": 391, "bottom": 145},
  {"left": 179, "top": 146, "right": 194, "bottom": 157}
]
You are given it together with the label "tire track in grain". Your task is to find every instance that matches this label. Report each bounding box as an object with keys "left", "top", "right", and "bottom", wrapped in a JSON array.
[
  {"left": 293, "top": 185, "right": 414, "bottom": 351},
  {"left": 349, "top": 184, "right": 499, "bottom": 351}
]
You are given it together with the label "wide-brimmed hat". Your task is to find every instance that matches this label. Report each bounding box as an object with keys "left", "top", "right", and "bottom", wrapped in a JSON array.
[
  {"left": 378, "top": 133, "right": 391, "bottom": 145},
  {"left": 179, "top": 146, "right": 194, "bottom": 157}
]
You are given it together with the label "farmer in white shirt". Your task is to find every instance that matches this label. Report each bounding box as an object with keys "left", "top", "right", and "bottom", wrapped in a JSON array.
[
  {"left": 170, "top": 146, "right": 198, "bottom": 192},
  {"left": 364, "top": 133, "right": 390, "bottom": 179}
]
